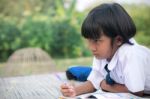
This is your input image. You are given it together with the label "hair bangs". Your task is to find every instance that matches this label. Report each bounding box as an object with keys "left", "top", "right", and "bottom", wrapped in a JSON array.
[{"left": 81, "top": 14, "right": 103, "bottom": 40}]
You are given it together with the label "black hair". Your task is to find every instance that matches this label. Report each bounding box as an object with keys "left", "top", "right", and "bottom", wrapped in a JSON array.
[{"left": 81, "top": 3, "right": 136, "bottom": 45}]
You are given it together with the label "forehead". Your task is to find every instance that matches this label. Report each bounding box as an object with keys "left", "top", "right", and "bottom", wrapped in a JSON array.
[
  {"left": 92, "top": 33, "right": 110, "bottom": 40},
  {"left": 86, "top": 35, "right": 111, "bottom": 44}
]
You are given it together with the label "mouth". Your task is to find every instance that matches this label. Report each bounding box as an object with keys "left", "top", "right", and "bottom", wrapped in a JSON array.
[
  {"left": 92, "top": 52, "right": 97, "bottom": 55},
  {"left": 93, "top": 53, "right": 102, "bottom": 59},
  {"left": 93, "top": 53, "right": 98, "bottom": 57}
]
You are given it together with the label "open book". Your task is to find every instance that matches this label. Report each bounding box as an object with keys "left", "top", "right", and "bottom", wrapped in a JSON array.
[
  {"left": 59, "top": 90, "right": 144, "bottom": 99},
  {"left": 77, "top": 90, "right": 143, "bottom": 99}
]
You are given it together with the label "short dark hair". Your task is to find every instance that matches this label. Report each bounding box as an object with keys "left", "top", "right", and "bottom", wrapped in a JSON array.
[{"left": 81, "top": 3, "right": 136, "bottom": 45}]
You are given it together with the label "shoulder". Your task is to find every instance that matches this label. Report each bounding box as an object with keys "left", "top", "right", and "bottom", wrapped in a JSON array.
[
  {"left": 117, "top": 38, "right": 150, "bottom": 61},
  {"left": 116, "top": 38, "right": 150, "bottom": 71},
  {"left": 116, "top": 39, "right": 150, "bottom": 74}
]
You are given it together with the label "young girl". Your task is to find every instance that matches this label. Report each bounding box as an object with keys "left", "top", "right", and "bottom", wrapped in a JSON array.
[{"left": 60, "top": 3, "right": 150, "bottom": 97}]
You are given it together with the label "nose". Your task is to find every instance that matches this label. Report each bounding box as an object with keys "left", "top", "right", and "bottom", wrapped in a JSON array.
[{"left": 88, "top": 43, "right": 97, "bottom": 52}]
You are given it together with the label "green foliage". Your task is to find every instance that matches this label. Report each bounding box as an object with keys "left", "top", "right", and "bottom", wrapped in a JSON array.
[
  {"left": 50, "top": 19, "right": 83, "bottom": 58},
  {"left": 0, "top": 20, "right": 22, "bottom": 61},
  {"left": 125, "top": 5, "right": 150, "bottom": 46},
  {"left": 0, "top": 0, "right": 58, "bottom": 17},
  {"left": 134, "top": 7, "right": 150, "bottom": 46},
  {"left": 21, "top": 17, "right": 53, "bottom": 52},
  {"left": 135, "top": 32, "right": 150, "bottom": 47},
  {"left": 0, "top": 1, "right": 150, "bottom": 62}
]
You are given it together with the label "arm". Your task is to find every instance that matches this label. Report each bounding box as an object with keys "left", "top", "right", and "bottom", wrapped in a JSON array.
[
  {"left": 75, "top": 80, "right": 96, "bottom": 95},
  {"left": 61, "top": 80, "right": 95, "bottom": 97},
  {"left": 100, "top": 80, "right": 128, "bottom": 93},
  {"left": 100, "top": 80, "right": 144, "bottom": 96}
]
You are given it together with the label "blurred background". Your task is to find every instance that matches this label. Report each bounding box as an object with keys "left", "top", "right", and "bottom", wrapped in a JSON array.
[{"left": 0, "top": 0, "right": 150, "bottom": 77}]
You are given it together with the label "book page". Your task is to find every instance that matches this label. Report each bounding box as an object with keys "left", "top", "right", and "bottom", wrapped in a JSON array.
[{"left": 77, "top": 90, "right": 143, "bottom": 99}]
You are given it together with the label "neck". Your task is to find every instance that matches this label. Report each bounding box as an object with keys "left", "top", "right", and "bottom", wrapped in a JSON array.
[{"left": 107, "top": 45, "right": 119, "bottom": 62}]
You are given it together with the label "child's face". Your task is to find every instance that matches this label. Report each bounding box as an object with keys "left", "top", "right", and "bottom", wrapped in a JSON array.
[{"left": 86, "top": 35, "right": 121, "bottom": 60}]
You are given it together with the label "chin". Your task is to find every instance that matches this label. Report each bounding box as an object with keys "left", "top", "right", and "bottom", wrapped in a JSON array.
[{"left": 94, "top": 55, "right": 104, "bottom": 59}]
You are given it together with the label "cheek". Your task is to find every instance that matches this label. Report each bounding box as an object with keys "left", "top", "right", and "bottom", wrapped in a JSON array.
[{"left": 97, "top": 44, "right": 112, "bottom": 57}]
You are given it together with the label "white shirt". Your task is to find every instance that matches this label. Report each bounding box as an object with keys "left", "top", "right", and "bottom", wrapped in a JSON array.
[{"left": 87, "top": 38, "right": 150, "bottom": 94}]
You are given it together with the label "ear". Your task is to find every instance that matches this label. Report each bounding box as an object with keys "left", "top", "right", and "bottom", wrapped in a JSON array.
[{"left": 115, "top": 36, "right": 123, "bottom": 46}]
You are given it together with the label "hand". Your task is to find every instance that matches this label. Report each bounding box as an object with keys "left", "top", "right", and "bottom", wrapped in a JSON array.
[
  {"left": 60, "top": 83, "right": 76, "bottom": 97},
  {"left": 100, "top": 80, "right": 108, "bottom": 91}
]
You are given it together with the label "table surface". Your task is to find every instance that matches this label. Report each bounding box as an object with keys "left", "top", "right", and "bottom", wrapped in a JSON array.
[
  {"left": 0, "top": 73, "right": 149, "bottom": 99},
  {"left": 0, "top": 72, "right": 68, "bottom": 99}
]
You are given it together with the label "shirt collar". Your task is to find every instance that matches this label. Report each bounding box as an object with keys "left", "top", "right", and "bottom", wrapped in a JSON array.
[
  {"left": 107, "top": 38, "right": 136, "bottom": 71},
  {"left": 107, "top": 51, "right": 118, "bottom": 71}
]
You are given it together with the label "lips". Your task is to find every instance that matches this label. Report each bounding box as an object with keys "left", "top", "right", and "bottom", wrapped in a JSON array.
[
  {"left": 93, "top": 53, "right": 98, "bottom": 56},
  {"left": 93, "top": 53, "right": 101, "bottom": 58}
]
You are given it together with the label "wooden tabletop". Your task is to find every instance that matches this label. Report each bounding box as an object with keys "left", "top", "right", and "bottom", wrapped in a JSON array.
[
  {"left": 1, "top": 73, "right": 148, "bottom": 99},
  {"left": 0, "top": 72, "right": 68, "bottom": 99}
]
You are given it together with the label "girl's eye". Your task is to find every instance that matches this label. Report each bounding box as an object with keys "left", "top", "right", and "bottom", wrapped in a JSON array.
[
  {"left": 86, "top": 39, "right": 102, "bottom": 44},
  {"left": 93, "top": 39, "right": 102, "bottom": 43},
  {"left": 93, "top": 39, "right": 99, "bottom": 43}
]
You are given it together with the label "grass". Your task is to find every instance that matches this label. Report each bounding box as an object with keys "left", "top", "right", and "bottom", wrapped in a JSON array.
[
  {"left": 0, "top": 57, "right": 93, "bottom": 77},
  {"left": 55, "top": 57, "right": 93, "bottom": 71},
  {"left": 0, "top": 63, "right": 5, "bottom": 76}
]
